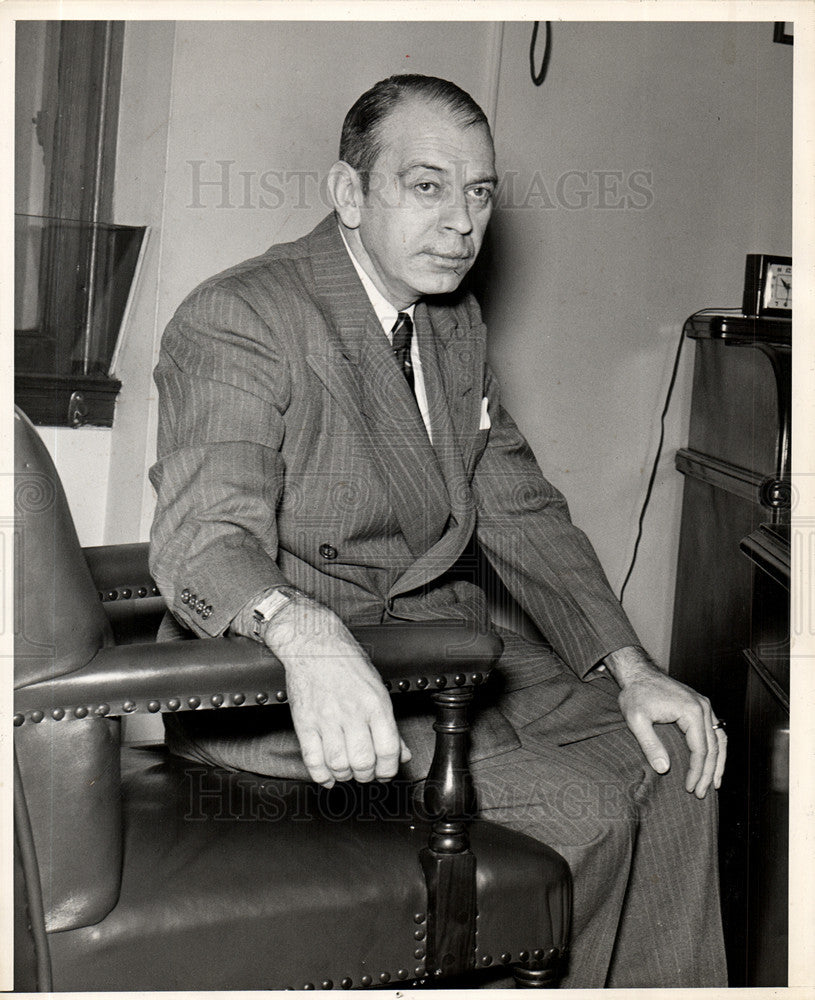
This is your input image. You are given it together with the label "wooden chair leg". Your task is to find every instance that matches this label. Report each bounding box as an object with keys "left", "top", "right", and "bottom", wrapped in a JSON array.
[
  {"left": 512, "top": 947, "right": 563, "bottom": 987},
  {"left": 420, "top": 687, "right": 477, "bottom": 980}
]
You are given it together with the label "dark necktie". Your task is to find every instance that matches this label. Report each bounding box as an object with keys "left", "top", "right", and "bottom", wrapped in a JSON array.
[{"left": 390, "top": 311, "right": 415, "bottom": 396}]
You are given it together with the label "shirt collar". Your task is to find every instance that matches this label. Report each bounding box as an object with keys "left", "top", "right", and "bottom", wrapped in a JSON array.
[{"left": 339, "top": 224, "right": 416, "bottom": 337}]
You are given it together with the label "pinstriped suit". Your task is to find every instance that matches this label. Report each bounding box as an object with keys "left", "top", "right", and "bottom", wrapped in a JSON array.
[{"left": 150, "top": 214, "right": 726, "bottom": 986}]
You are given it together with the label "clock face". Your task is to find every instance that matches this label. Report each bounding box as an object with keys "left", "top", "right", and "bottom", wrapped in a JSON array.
[{"left": 766, "top": 262, "right": 792, "bottom": 310}]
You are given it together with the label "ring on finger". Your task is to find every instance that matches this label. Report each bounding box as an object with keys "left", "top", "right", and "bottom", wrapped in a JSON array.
[{"left": 712, "top": 719, "right": 726, "bottom": 732}]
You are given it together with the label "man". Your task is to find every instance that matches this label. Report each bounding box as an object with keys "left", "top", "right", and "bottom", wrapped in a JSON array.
[{"left": 150, "top": 74, "right": 727, "bottom": 987}]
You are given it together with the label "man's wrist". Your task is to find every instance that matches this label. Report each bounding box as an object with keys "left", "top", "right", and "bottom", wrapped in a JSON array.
[{"left": 602, "top": 645, "right": 657, "bottom": 688}]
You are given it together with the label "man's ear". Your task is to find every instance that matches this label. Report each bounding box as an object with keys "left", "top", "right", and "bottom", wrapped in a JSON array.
[{"left": 326, "top": 160, "right": 363, "bottom": 229}]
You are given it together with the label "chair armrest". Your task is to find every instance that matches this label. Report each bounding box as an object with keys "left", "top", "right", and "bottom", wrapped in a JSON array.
[
  {"left": 13, "top": 624, "right": 502, "bottom": 726},
  {"left": 83, "top": 542, "right": 155, "bottom": 599}
]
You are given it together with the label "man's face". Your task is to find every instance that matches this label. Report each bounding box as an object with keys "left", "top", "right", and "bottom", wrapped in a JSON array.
[{"left": 355, "top": 99, "right": 496, "bottom": 307}]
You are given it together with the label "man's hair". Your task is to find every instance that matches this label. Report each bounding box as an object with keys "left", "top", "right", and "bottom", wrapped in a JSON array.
[{"left": 339, "top": 74, "right": 491, "bottom": 193}]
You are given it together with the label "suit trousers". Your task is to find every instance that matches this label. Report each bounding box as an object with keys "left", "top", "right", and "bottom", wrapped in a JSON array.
[{"left": 470, "top": 718, "right": 726, "bottom": 987}]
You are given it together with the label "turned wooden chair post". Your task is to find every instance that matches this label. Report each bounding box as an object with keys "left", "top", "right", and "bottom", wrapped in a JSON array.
[
  {"left": 420, "top": 686, "right": 478, "bottom": 981},
  {"left": 420, "top": 685, "right": 565, "bottom": 988}
]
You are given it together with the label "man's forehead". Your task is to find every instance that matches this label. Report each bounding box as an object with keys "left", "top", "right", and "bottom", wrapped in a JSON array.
[{"left": 376, "top": 98, "right": 495, "bottom": 170}]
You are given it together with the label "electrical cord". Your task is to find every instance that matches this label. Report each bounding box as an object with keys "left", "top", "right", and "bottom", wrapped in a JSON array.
[{"left": 618, "top": 324, "right": 688, "bottom": 607}]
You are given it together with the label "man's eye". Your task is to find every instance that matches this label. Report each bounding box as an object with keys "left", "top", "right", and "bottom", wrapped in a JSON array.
[
  {"left": 468, "top": 186, "right": 493, "bottom": 203},
  {"left": 415, "top": 181, "right": 439, "bottom": 195}
]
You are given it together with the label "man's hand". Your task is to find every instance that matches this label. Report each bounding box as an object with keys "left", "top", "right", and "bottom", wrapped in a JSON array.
[
  {"left": 603, "top": 646, "right": 727, "bottom": 798},
  {"left": 262, "top": 596, "right": 411, "bottom": 787}
]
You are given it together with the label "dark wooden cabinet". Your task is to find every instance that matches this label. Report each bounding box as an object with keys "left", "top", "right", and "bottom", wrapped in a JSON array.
[
  {"left": 740, "top": 524, "right": 789, "bottom": 986},
  {"left": 670, "top": 313, "right": 790, "bottom": 987}
]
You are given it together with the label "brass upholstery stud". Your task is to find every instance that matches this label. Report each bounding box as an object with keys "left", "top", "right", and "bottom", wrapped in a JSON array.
[
  {"left": 397, "top": 679, "right": 410, "bottom": 692},
  {"left": 454, "top": 673, "right": 466, "bottom": 686},
  {"left": 51, "top": 708, "right": 65, "bottom": 721},
  {"left": 168, "top": 698, "right": 181, "bottom": 711},
  {"left": 340, "top": 978, "right": 352, "bottom": 989},
  {"left": 152, "top": 585, "right": 160, "bottom": 596},
  {"left": 74, "top": 706, "right": 88, "bottom": 718},
  {"left": 188, "top": 696, "right": 201, "bottom": 709},
  {"left": 321, "top": 981, "right": 333, "bottom": 990},
  {"left": 30, "top": 710, "right": 44, "bottom": 723},
  {"left": 360, "top": 975, "right": 372, "bottom": 986},
  {"left": 500, "top": 953, "right": 512, "bottom": 964},
  {"left": 303, "top": 984, "right": 314, "bottom": 990},
  {"left": 414, "top": 912, "right": 426, "bottom": 923},
  {"left": 121, "top": 588, "right": 132, "bottom": 599},
  {"left": 481, "top": 955, "right": 493, "bottom": 966},
  {"left": 533, "top": 949, "right": 544, "bottom": 960},
  {"left": 413, "top": 928, "right": 425, "bottom": 940},
  {"left": 417, "top": 676, "right": 428, "bottom": 688},
  {"left": 107, "top": 590, "right": 118, "bottom": 601},
  {"left": 95, "top": 704, "right": 110, "bottom": 716},
  {"left": 255, "top": 692, "right": 268, "bottom": 704},
  {"left": 123, "top": 701, "right": 136, "bottom": 713},
  {"left": 414, "top": 967, "right": 424, "bottom": 978},
  {"left": 397, "top": 969, "right": 409, "bottom": 980},
  {"left": 383, "top": 680, "right": 392, "bottom": 691},
  {"left": 148, "top": 701, "right": 161, "bottom": 713},
  {"left": 378, "top": 973, "right": 390, "bottom": 984},
  {"left": 231, "top": 693, "right": 245, "bottom": 705},
  {"left": 414, "top": 947, "right": 424, "bottom": 959},
  {"left": 211, "top": 694, "right": 224, "bottom": 707},
  {"left": 434, "top": 676, "right": 447, "bottom": 688},
  {"left": 13, "top": 714, "right": 24, "bottom": 727},
  {"left": 519, "top": 950, "right": 529, "bottom": 962},
  {"left": 137, "top": 587, "right": 148, "bottom": 598},
  {"left": 471, "top": 672, "right": 483, "bottom": 684},
  {"left": 275, "top": 690, "right": 287, "bottom": 703}
]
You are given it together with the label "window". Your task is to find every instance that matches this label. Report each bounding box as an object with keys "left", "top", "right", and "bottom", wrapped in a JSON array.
[{"left": 14, "top": 21, "right": 145, "bottom": 427}]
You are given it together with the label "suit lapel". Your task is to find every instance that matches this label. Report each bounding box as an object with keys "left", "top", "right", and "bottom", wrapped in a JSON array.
[
  {"left": 386, "top": 303, "right": 487, "bottom": 602},
  {"left": 424, "top": 301, "right": 488, "bottom": 479},
  {"left": 305, "top": 217, "right": 450, "bottom": 558}
]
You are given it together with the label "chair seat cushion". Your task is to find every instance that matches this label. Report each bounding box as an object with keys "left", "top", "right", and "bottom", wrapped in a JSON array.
[{"left": 48, "top": 746, "right": 569, "bottom": 990}]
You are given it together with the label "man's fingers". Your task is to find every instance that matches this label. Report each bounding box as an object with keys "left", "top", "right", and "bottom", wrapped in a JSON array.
[
  {"left": 626, "top": 713, "right": 671, "bottom": 775},
  {"left": 675, "top": 710, "right": 709, "bottom": 794},
  {"left": 399, "top": 737, "right": 412, "bottom": 764},
  {"left": 368, "top": 712, "right": 403, "bottom": 781},
  {"left": 322, "top": 725, "right": 355, "bottom": 782},
  {"left": 345, "top": 725, "right": 378, "bottom": 783},
  {"left": 713, "top": 725, "right": 728, "bottom": 789},
  {"left": 297, "top": 726, "right": 335, "bottom": 788},
  {"left": 693, "top": 703, "right": 719, "bottom": 798}
]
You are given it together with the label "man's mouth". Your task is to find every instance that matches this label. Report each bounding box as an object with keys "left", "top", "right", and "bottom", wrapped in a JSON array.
[{"left": 424, "top": 251, "right": 472, "bottom": 266}]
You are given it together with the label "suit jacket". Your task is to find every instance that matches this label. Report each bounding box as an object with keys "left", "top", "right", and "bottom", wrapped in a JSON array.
[{"left": 150, "top": 214, "right": 639, "bottom": 771}]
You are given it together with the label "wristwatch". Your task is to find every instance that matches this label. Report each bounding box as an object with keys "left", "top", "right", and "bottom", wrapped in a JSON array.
[{"left": 251, "top": 585, "right": 309, "bottom": 639}]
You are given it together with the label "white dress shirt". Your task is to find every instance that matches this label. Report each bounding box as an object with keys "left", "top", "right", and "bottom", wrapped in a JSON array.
[{"left": 339, "top": 226, "right": 433, "bottom": 442}]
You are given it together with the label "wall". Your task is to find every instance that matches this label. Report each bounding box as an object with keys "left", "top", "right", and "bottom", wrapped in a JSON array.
[{"left": 484, "top": 21, "right": 791, "bottom": 664}]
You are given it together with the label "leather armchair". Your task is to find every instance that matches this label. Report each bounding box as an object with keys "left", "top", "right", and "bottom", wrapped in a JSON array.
[{"left": 13, "top": 406, "right": 571, "bottom": 991}]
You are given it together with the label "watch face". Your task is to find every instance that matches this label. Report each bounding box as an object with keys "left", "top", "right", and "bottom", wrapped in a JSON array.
[{"left": 766, "top": 262, "right": 792, "bottom": 310}]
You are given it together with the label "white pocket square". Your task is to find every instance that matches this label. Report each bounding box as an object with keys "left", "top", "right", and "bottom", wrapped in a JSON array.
[{"left": 479, "top": 395, "right": 491, "bottom": 430}]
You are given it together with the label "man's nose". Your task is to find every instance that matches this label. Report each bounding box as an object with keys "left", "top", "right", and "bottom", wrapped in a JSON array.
[{"left": 440, "top": 193, "right": 473, "bottom": 235}]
